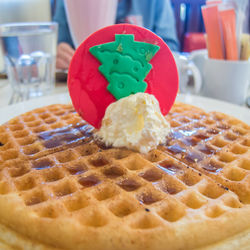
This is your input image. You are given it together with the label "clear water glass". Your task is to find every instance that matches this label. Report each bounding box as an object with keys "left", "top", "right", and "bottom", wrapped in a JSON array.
[{"left": 0, "top": 22, "right": 58, "bottom": 103}]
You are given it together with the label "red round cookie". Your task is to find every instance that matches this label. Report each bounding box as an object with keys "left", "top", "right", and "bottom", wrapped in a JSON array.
[{"left": 68, "top": 24, "right": 178, "bottom": 128}]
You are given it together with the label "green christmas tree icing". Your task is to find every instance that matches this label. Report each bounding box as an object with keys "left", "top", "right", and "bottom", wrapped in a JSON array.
[{"left": 89, "top": 34, "right": 159, "bottom": 100}]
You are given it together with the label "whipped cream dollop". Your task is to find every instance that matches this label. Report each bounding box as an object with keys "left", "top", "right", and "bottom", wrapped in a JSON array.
[{"left": 95, "top": 93, "right": 170, "bottom": 153}]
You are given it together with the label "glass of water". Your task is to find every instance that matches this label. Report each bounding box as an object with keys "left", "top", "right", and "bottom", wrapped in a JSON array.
[{"left": 0, "top": 22, "right": 58, "bottom": 103}]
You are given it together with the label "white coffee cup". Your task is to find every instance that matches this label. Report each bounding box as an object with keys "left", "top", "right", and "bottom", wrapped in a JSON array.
[
  {"left": 190, "top": 50, "right": 250, "bottom": 105},
  {"left": 173, "top": 53, "right": 202, "bottom": 94},
  {"left": 202, "top": 59, "right": 250, "bottom": 105},
  {"left": 189, "top": 49, "right": 207, "bottom": 74}
]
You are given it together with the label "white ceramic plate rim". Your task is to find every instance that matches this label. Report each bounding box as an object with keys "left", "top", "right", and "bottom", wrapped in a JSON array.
[{"left": 0, "top": 93, "right": 249, "bottom": 125}]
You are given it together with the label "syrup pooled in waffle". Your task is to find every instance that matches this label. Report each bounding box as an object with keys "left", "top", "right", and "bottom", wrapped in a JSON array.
[
  {"left": 0, "top": 104, "right": 93, "bottom": 163},
  {"left": 163, "top": 102, "right": 250, "bottom": 204},
  {"left": 0, "top": 104, "right": 249, "bottom": 250}
]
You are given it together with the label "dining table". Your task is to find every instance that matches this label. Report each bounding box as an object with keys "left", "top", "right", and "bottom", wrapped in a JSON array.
[
  {"left": 0, "top": 75, "right": 68, "bottom": 108},
  {"left": 0, "top": 73, "right": 249, "bottom": 126}
]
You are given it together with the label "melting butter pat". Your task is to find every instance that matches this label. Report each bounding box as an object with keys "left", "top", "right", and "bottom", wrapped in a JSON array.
[{"left": 95, "top": 93, "right": 170, "bottom": 153}]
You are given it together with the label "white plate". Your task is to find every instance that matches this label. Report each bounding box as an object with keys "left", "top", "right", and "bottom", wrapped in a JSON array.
[{"left": 0, "top": 93, "right": 249, "bottom": 125}]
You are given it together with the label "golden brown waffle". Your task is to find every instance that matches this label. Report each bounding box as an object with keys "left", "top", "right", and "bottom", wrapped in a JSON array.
[
  {"left": 0, "top": 103, "right": 249, "bottom": 250},
  {"left": 0, "top": 104, "right": 93, "bottom": 162},
  {"left": 163, "top": 102, "right": 250, "bottom": 204}
]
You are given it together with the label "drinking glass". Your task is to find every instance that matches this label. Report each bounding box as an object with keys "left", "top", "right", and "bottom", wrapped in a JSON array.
[{"left": 0, "top": 22, "right": 58, "bottom": 104}]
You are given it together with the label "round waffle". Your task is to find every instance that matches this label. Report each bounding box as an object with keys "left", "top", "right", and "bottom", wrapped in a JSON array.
[{"left": 0, "top": 103, "right": 249, "bottom": 249}]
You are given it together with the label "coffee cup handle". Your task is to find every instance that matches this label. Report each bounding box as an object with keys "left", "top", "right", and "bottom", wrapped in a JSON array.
[{"left": 185, "top": 62, "right": 202, "bottom": 94}]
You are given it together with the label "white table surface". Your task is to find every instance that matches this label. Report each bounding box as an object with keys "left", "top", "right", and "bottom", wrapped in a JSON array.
[
  {"left": 0, "top": 78, "right": 249, "bottom": 125},
  {"left": 0, "top": 79, "right": 68, "bottom": 107},
  {"left": 1, "top": 78, "right": 249, "bottom": 107}
]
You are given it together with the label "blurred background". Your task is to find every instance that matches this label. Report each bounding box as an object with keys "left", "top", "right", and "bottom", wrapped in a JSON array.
[
  {"left": 0, "top": 0, "right": 248, "bottom": 54},
  {"left": 0, "top": 0, "right": 249, "bottom": 107}
]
